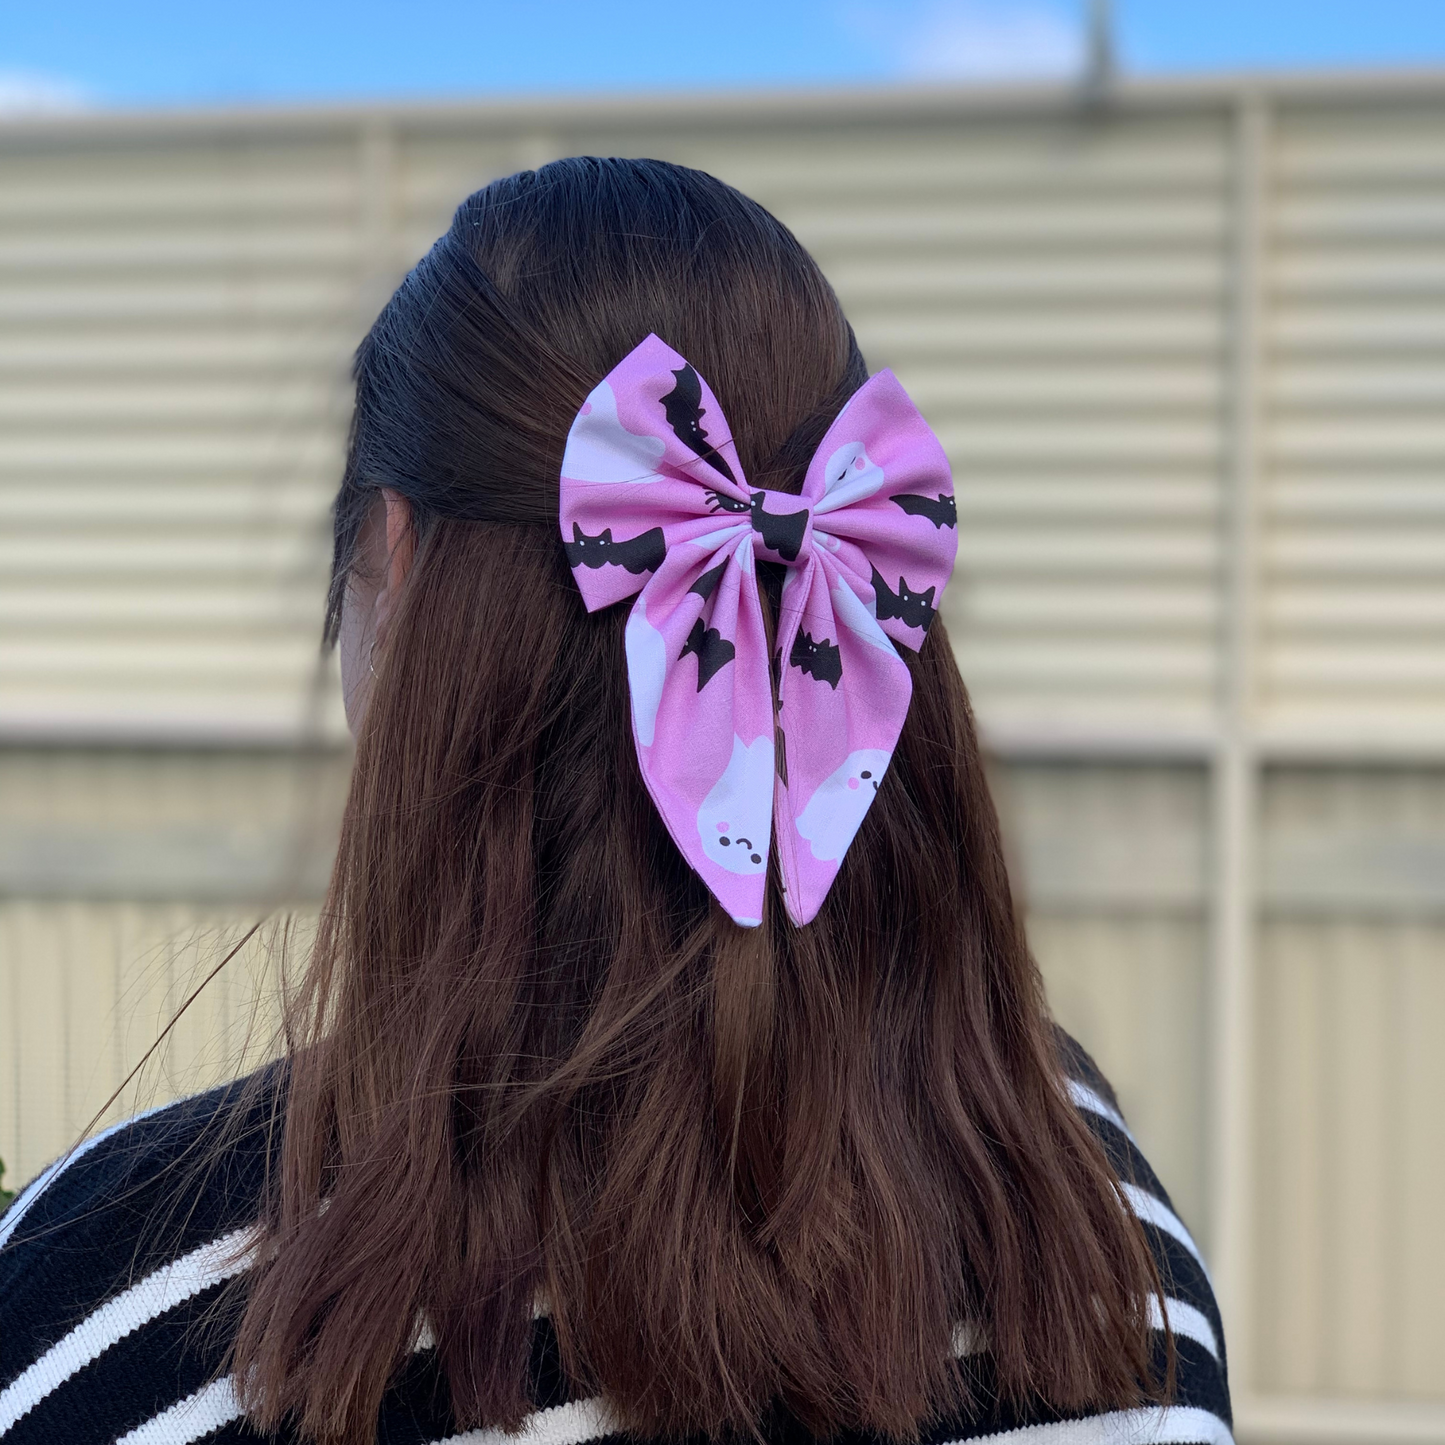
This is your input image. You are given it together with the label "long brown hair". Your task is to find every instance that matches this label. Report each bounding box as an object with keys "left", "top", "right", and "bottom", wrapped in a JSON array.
[{"left": 232, "top": 157, "right": 1164, "bottom": 1444}]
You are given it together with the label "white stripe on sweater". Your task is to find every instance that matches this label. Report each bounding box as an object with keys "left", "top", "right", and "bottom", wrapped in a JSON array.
[
  {"left": 1067, "top": 1080, "right": 1136, "bottom": 1143},
  {"left": 1148, "top": 1296, "right": 1219, "bottom": 1363},
  {"left": 1122, "top": 1184, "right": 1209, "bottom": 1278},
  {"left": 0, "top": 1227, "right": 255, "bottom": 1433},
  {"left": 113, "top": 1376, "right": 242, "bottom": 1445},
  {"left": 0, "top": 1095, "right": 191, "bottom": 1253},
  {"left": 81, "top": 1326, "right": 1224, "bottom": 1445},
  {"left": 439, "top": 1397, "right": 619, "bottom": 1445},
  {"left": 944, "top": 1405, "right": 1233, "bottom": 1445},
  {"left": 435, "top": 1401, "right": 1233, "bottom": 1445}
]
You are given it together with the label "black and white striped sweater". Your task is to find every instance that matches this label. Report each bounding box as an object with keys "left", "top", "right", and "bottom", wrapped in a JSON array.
[{"left": 0, "top": 1039, "right": 1232, "bottom": 1445}]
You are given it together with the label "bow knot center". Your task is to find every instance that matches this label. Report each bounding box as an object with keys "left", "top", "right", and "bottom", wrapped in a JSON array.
[{"left": 746, "top": 488, "right": 813, "bottom": 565}]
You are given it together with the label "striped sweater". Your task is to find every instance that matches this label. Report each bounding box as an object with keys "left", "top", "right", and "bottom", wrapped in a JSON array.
[{"left": 0, "top": 1038, "right": 1231, "bottom": 1445}]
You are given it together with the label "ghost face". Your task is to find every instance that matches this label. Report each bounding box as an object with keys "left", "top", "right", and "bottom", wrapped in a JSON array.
[
  {"left": 696, "top": 734, "right": 774, "bottom": 875},
  {"left": 814, "top": 442, "right": 886, "bottom": 514},
  {"left": 561, "top": 379, "right": 667, "bottom": 483},
  {"left": 794, "top": 749, "right": 891, "bottom": 862}
]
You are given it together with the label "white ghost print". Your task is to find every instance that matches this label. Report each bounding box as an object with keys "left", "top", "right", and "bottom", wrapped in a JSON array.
[
  {"left": 795, "top": 749, "right": 891, "bottom": 862},
  {"left": 696, "top": 734, "right": 774, "bottom": 875},
  {"left": 561, "top": 379, "right": 667, "bottom": 483},
  {"left": 625, "top": 607, "right": 667, "bottom": 747},
  {"left": 814, "top": 441, "right": 886, "bottom": 514}
]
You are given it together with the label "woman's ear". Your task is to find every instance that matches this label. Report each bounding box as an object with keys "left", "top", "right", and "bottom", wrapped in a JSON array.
[{"left": 373, "top": 488, "right": 415, "bottom": 645}]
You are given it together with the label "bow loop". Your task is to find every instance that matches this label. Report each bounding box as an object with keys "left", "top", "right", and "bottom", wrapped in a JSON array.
[{"left": 559, "top": 334, "right": 956, "bottom": 926}]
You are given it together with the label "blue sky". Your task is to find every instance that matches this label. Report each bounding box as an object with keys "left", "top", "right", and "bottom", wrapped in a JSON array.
[{"left": 2, "top": 1, "right": 1444, "bottom": 111}]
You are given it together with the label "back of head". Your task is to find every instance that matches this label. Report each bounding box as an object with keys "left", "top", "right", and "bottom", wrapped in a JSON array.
[{"left": 235, "top": 157, "right": 1160, "bottom": 1445}]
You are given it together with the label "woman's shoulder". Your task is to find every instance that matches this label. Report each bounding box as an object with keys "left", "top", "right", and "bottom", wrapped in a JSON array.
[
  {"left": 1054, "top": 1027, "right": 1206, "bottom": 1260},
  {"left": 0, "top": 1066, "right": 283, "bottom": 1437},
  {"left": 1055, "top": 1025, "right": 1213, "bottom": 1282},
  {"left": 0, "top": 1065, "right": 283, "bottom": 1265},
  {"left": 1054, "top": 1028, "right": 1233, "bottom": 1438}
]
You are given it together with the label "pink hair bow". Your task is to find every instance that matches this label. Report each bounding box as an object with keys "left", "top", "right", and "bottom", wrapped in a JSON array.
[{"left": 559, "top": 334, "right": 957, "bottom": 926}]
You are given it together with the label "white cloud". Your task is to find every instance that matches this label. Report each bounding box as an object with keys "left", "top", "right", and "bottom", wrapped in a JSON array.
[
  {"left": 849, "top": 1, "right": 1086, "bottom": 82},
  {"left": 0, "top": 70, "right": 92, "bottom": 116}
]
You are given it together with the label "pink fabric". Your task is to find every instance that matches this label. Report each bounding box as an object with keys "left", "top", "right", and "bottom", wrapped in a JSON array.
[{"left": 559, "top": 334, "right": 957, "bottom": 926}]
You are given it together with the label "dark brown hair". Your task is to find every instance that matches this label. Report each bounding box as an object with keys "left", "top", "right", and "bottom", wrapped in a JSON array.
[{"left": 233, "top": 157, "right": 1164, "bottom": 1445}]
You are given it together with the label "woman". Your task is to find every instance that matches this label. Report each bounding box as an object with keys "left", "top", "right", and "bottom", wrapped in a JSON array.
[{"left": 0, "top": 157, "right": 1230, "bottom": 1445}]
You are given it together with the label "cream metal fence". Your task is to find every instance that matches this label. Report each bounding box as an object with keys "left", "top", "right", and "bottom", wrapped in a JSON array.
[{"left": 2, "top": 71, "right": 1444, "bottom": 1444}]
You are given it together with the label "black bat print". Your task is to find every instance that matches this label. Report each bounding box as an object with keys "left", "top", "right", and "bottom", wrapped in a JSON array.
[
  {"left": 891, "top": 491, "right": 957, "bottom": 529},
  {"left": 660, "top": 365, "right": 738, "bottom": 483},
  {"left": 871, "top": 565, "right": 937, "bottom": 632},
  {"left": 679, "top": 617, "right": 736, "bottom": 689},
  {"left": 703, "top": 489, "right": 810, "bottom": 564},
  {"left": 704, "top": 488, "right": 750, "bottom": 514},
  {"left": 689, "top": 560, "right": 729, "bottom": 600},
  {"left": 750, "top": 495, "right": 809, "bottom": 562},
  {"left": 564, "top": 524, "right": 666, "bottom": 575},
  {"left": 789, "top": 629, "right": 842, "bottom": 688}
]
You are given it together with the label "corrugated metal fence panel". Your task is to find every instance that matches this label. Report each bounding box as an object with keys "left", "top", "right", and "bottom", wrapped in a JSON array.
[
  {"left": 0, "top": 745, "right": 349, "bottom": 900},
  {"left": 0, "top": 745, "right": 345, "bottom": 1186},
  {"left": 1256, "top": 918, "right": 1445, "bottom": 1399},
  {"left": 1263, "top": 98, "right": 1445, "bottom": 743},
  {"left": 0, "top": 131, "right": 357, "bottom": 739},
  {"left": 1254, "top": 767, "right": 1445, "bottom": 1401},
  {"left": 0, "top": 900, "right": 295, "bottom": 1185}
]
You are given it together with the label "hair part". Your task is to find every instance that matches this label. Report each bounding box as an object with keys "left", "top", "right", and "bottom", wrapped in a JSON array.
[{"left": 233, "top": 157, "right": 1166, "bottom": 1445}]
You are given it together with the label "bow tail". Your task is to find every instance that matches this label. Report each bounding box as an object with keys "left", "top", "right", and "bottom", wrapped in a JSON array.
[
  {"left": 774, "top": 552, "right": 914, "bottom": 926},
  {"left": 627, "top": 533, "right": 776, "bottom": 928}
]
